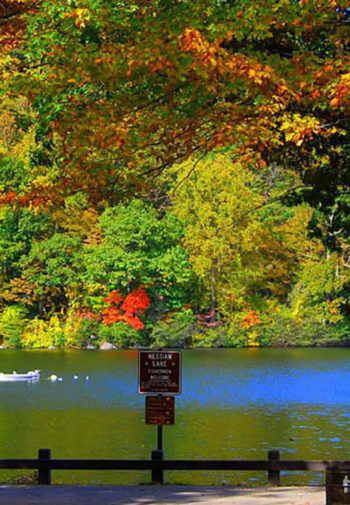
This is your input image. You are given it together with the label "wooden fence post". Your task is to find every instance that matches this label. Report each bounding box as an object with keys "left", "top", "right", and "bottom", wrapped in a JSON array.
[
  {"left": 151, "top": 449, "right": 164, "bottom": 484},
  {"left": 38, "top": 449, "right": 51, "bottom": 485},
  {"left": 268, "top": 449, "right": 280, "bottom": 486}
]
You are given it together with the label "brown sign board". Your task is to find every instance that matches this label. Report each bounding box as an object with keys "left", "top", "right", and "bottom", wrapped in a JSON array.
[
  {"left": 138, "top": 351, "right": 182, "bottom": 394},
  {"left": 145, "top": 396, "right": 175, "bottom": 425}
]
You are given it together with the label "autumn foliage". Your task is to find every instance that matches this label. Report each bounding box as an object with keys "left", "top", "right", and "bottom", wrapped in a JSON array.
[
  {"left": 242, "top": 310, "right": 262, "bottom": 329},
  {"left": 102, "top": 287, "right": 150, "bottom": 330},
  {"left": 0, "top": 0, "right": 348, "bottom": 206},
  {"left": 0, "top": 1, "right": 350, "bottom": 349}
]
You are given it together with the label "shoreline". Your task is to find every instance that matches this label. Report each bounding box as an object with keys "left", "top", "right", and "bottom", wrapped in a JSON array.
[{"left": 1, "top": 344, "right": 350, "bottom": 350}]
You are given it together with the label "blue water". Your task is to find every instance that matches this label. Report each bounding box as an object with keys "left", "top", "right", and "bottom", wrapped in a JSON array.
[{"left": 0, "top": 348, "right": 348, "bottom": 485}]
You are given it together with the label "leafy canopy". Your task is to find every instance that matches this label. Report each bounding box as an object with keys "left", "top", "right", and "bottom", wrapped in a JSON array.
[{"left": 1, "top": 0, "right": 349, "bottom": 204}]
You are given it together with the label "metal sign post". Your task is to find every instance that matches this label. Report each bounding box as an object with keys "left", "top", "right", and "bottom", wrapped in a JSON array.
[
  {"left": 138, "top": 350, "right": 182, "bottom": 484},
  {"left": 157, "top": 425, "right": 163, "bottom": 452}
]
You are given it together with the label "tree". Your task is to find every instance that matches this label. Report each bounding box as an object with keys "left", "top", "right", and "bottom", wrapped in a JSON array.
[
  {"left": 0, "top": 193, "right": 99, "bottom": 314},
  {"left": 0, "top": 206, "right": 48, "bottom": 279},
  {"left": 19, "top": 233, "right": 84, "bottom": 314},
  {"left": 82, "top": 198, "right": 194, "bottom": 315},
  {"left": 1, "top": 0, "right": 348, "bottom": 206},
  {"left": 168, "top": 153, "right": 317, "bottom": 320}
]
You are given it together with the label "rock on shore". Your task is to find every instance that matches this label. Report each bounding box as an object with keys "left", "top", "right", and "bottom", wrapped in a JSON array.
[{"left": 99, "top": 341, "right": 117, "bottom": 350}]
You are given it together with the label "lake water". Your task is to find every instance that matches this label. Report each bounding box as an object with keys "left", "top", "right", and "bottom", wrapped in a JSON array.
[{"left": 0, "top": 348, "right": 349, "bottom": 485}]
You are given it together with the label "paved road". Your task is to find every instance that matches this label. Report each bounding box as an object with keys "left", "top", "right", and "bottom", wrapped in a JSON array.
[{"left": 0, "top": 485, "right": 325, "bottom": 505}]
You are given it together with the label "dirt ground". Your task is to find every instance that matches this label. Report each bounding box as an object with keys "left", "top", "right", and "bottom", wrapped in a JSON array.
[{"left": 0, "top": 485, "right": 325, "bottom": 505}]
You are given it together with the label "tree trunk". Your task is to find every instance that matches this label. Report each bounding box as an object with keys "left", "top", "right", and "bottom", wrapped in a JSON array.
[{"left": 210, "top": 267, "right": 216, "bottom": 322}]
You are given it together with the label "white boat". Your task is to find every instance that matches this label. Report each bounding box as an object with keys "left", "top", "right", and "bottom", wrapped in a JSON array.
[{"left": 0, "top": 370, "right": 40, "bottom": 382}]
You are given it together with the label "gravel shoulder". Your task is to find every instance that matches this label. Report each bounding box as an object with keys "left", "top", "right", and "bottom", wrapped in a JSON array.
[{"left": 0, "top": 485, "right": 324, "bottom": 505}]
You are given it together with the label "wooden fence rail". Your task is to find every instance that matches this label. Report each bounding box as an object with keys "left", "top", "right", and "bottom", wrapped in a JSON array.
[{"left": 1, "top": 449, "right": 350, "bottom": 486}]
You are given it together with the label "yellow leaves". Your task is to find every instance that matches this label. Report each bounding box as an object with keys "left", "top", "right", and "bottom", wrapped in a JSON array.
[
  {"left": 281, "top": 113, "right": 336, "bottom": 147},
  {"left": 329, "top": 72, "right": 350, "bottom": 108},
  {"left": 8, "top": 0, "right": 37, "bottom": 4},
  {"left": 0, "top": 97, "right": 35, "bottom": 161},
  {"left": 248, "top": 68, "right": 257, "bottom": 80},
  {"left": 64, "top": 8, "right": 91, "bottom": 29},
  {"left": 0, "top": 278, "right": 36, "bottom": 306},
  {"left": 22, "top": 315, "right": 64, "bottom": 348},
  {"left": 52, "top": 202, "right": 99, "bottom": 239},
  {"left": 330, "top": 96, "right": 340, "bottom": 107},
  {"left": 246, "top": 330, "right": 260, "bottom": 347},
  {"left": 247, "top": 67, "right": 265, "bottom": 85},
  {"left": 208, "top": 56, "right": 217, "bottom": 68}
]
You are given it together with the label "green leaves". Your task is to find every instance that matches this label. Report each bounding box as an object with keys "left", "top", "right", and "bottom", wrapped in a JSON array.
[{"left": 82, "top": 199, "right": 194, "bottom": 310}]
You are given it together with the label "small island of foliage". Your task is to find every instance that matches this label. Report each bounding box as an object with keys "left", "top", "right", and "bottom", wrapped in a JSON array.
[{"left": 0, "top": 0, "right": 350, "bottom": 349}]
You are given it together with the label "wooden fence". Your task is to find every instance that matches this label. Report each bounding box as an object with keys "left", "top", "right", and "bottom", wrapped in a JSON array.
[{"left": 0, "top": 449, "right": 349, "bottom": 486}]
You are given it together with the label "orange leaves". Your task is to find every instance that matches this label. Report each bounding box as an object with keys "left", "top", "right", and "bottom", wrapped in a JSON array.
[
  {"left": 63, "top": 8, "right": 91, "bottom": 29},
  {"left": 330, "top": 96, "right": 340, "bottom": 107},
  {"left": 127, "top": 50, "right": 173, "bottom": 79},
  {"left": 179, "top": 26, "right": 274, "bottom": 94},
  {"left": 147, "top": 57, "right": 168, "bottom": 75},
  {"left": 2, "top": 0, "right": 346, "bottom": 209},
  {"left": 0, "top": 0, "right": 37, "bottom": 52},
  {"left": 102, "top": 287, "right": 150, "bottom": 330},
  {"left": 126, "top": 58, "right": 137, "bottom": 78},
  {"left": 329, "top": 73, "right": 350, "bottom": 108},
  {"left": 281, "top": 113, "right": 337, "bottom": 147},
  {"left": 180, "top": 28, "right": 208, "bottom": 55},
  {"left": 179, "top": 27, "right": 224, "bottom": 80},
  {"left": 241, "top": 309, "right": 262, "bottom": 329}
]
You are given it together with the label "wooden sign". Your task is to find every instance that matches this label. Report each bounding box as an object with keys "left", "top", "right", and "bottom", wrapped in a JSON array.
[
  {"left": 138, "top": 351, "right": 182, "bottom": 394},
  {"left": 145, "top": 395, "right": 175, "bottom": 425}
]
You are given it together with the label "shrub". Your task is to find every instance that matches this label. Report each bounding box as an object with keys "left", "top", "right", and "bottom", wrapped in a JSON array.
[
  {"left": 0, "top": 306, "right": 28, "bottom": 348},
  {"left": 67, "top": 317, "right": 100, "bottom": 347},
  {"left": 191, "top": 327, "right": 223, "bottom": 348},
  {"left": 63, "top": 309, "right": 84, "bottom": 347},
  {"left": 98, "top": 321, "right": 144, "bottom": 348},
  {"left": 22, "top": 315, "right": 65, "bottom": 348},
  {"left": 150, "top": 309, "right": 196, "bottom": 348},
  {"left": 192, "top": 323, "right": 247, "bottom": 348},
  {"left": 260, "top": 307, "right": 350, "bottom": 347}
]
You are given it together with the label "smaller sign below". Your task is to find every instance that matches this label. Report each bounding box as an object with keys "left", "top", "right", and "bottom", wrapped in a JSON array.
[{"left": 145, "top": 395, "right": 175, "bottom": 425}]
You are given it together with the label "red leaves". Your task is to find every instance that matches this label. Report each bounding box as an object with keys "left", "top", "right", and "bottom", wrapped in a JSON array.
[
  {"left": 2, "top": 191, "right": 16, "bottom": 204},
  {"left": 103, "top": 290, "right": 123, "bottom": 306},
  {"left": 102, "top": 286, "right": 150, "bottom": 330},
  {"left": 0, "top": 190, "right": 55, "bottom": 209},
  {"left": 0, "top": 191, "right": 28, "bottom": 206}
]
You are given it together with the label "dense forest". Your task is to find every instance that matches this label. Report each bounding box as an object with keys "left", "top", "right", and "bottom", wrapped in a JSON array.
[{"left": 0, "top": 0, "right": 350, "bottom": 348}]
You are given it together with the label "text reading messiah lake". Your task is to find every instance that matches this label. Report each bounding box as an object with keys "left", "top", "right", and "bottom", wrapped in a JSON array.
[{"left": 147, "top": 352, "right": 173, "bottom": 360}]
